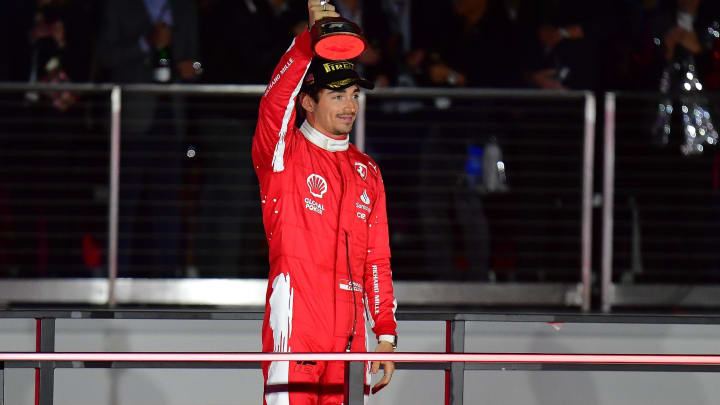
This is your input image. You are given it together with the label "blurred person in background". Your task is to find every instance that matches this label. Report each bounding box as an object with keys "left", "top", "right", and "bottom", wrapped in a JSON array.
[
  {"left": 525, "top": 0, "right": 611, "bottom": 90},
  {"left": 0, "top": 0, "right": 98, "bottom": 277},
  {"left": 622, "top": 0, "right": 720, "bottom": 279},
  {"left": 413, "top": 0, "right": 519, "bottom": 88},
  {"left": 638, "top": 0, "right": 720, "bottom": 152},
  {"left": 0, "top": 0, "right": 96, "bottom": 84},
  {"left": 330, "top": 0, "right": 393, "bottom": 86},
  {"left": 628, "top": 0, "right": 719, "bottom": 90},
  {"left": 196, "top": 0, "right": 306, "bottom": 85},
  {"left": 97, "top": 0, "right": 200, "bottom": 277},
  {"left": 410, "top": 0, "right": 522, "bottom": 281}
]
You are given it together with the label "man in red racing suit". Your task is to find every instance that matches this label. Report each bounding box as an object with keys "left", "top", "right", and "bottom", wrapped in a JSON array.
[{"left": 253, "top": 2, "right": 397, "bottom": 404}]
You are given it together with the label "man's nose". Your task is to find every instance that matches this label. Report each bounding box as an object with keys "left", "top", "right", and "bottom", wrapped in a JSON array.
[{"left": 344, "top": 99, "right": 356, "bottom": 113}]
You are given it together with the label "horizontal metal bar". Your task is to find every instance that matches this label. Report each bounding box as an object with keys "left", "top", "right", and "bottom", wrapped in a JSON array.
[
  {"left": 2, "top": 361, "right": 445, "bottom": 370},
  {"left": 367, "top": 87, "right": 588, "bottom": 99},
  {"left": 0, "top": 82, "right": 588, "bottom": 99},
  {"left": 0, "top": 82, "right": 115, "bottom": 92},
  {"left": 609, "top": 284, "right": 720, "bottom": 308},
  {"left": 5, "top": 360, "right": 717, "bottom": 372},
  {"left": 2, "top": 353, "right": 720, "bottom": 366},
  {"left": 4, "top": 307, "right": 720, "bottom": 325},
  {"left": 464, "top": 363, "right": 720, "bottom": 372},
  {"left": 0, "top": 279, "right": 582, "bottom": 306},
  {"left": 122, "top": 84, "right": 267, "bottom": 95},
  {"left": 7, "top": 279, "right": 720, "bottom": 312}
]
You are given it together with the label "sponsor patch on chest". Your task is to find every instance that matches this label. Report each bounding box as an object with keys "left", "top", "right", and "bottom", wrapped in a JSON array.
[
  {"left": 304, "top": 197, "right": 324, "bottom": 215},
  {"left": 339, "top": 279, "right": 363, "bottom": 292},
  {"left": 306, "top": 174, "right": 327, "bottom": 198},
  {"left": 355, "top": 189, "right": 371, "bottom": 221}
]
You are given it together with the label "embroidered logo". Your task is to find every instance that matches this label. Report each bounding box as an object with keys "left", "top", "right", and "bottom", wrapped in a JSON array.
[
  {"left": 360, "top": 189, "right": 371, "bottom": 205},
  {"left": 306, "top": 174, "right": 327, "bottom": 198},
  {"left": 339, "top": 279, "right": 363, "bottom": 292},
  {"left": 355, "top": 162, "right": 367, "bottom": 180},
  {"left": 356, "top": 190, "right": 371, "bottom": 220},
  {"left": 305, "top": 197, "right": 325, "bottom": 215}
]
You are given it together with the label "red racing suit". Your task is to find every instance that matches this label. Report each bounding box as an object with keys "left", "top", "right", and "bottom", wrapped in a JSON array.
[{"left": 253, "top": 30, "right": 397, "bottom": 405}]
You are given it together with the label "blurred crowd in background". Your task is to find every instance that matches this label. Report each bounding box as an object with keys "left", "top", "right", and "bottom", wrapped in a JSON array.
[
  {"left": 2, "top": 0, "right": 720, "bottom": 281},
  {"left": 0, "top": 0, "right": 719, "bottom": 92}
]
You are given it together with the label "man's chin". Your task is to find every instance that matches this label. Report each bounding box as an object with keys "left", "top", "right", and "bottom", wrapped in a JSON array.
[{"left": 332, "top": 123, "right": 354, "bottom": 136}]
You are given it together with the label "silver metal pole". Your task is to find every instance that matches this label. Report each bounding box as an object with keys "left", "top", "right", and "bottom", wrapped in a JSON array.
[
  {"left": 581, "top": 92, "right": 596, "bottom": 312},
  {"left": 355, "top": 92, "right": 366, "bottom": 152},
  {"left": 602, "top": 93, "right": 616, "bottom": 313},
  {"left": 108, "top": 86, "right": 121, "bottom": 308},
  {"left": 345, "top": 361, "right": 365, "bottom": 405},
  {"left": 450, "top": 320, "right": 466, "bottom": 405}
]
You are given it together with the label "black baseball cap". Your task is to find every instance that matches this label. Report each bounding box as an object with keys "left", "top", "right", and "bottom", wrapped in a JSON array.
[{"left": 302, "top": 59, "right": 374, "bottom": 92}]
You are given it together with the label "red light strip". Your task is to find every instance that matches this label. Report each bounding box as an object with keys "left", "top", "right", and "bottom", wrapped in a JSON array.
[{"left": 2, "top": 352, "right": 720, "bottom": 364}]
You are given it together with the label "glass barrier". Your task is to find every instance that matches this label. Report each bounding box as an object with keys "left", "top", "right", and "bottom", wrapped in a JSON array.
[
  {"left": 365, "top": 92, "right": 589, "bottom": 282},
  {"left": 0, "top": 86, "right": 111, "bottom": 278},
  {"left": 612, "top": 92, "right": 720, "bottom": 284},
  {"left": 117, "top": 89, "right": 267, "bottom": 279},
  {"left": 0, "top": 85, "right": 590, "bottom": 286}
]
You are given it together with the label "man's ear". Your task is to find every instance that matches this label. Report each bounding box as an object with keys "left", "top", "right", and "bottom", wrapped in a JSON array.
[{"left": 300, "top": 93, "right": 314, "bottom": 113}]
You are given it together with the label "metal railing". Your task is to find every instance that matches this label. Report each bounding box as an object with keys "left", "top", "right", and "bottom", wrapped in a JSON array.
[
  {"left": 0, "top": 83, "right": 595, "bottom": 309},
  {"left": 601, "top": 91, "right": 720, "bottom": 311},
  {"left": 7, "top": 83, "right": 720, "bottom": 311},
  {"left": 4, "top": 309, "right": 720, "bottom": 405}
]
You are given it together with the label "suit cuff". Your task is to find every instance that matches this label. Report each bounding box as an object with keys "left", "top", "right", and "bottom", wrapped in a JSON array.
[{"left": 378, "top": 335, "right": 395, "bottom": 344}]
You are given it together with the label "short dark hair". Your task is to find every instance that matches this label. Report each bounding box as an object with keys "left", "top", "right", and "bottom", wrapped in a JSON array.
[{"left": 295, "top": 85, "right": 321, "bottom": 120}]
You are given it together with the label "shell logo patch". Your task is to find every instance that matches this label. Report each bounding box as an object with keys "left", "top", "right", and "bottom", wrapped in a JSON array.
[{"left": 307, "top": 174, "right": 328, "bottom": 198}]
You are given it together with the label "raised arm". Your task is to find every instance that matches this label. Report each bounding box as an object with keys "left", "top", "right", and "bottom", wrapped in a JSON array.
[{"left": 252, "top": 1, "right": 339, "bottom": 172}]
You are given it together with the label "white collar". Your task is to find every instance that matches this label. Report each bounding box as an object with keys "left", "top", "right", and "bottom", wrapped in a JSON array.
[{"left": 300, "top": 120, "right": 349, "bottom": 152}]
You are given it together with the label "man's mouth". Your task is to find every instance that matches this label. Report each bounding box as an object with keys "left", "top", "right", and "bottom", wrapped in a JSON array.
[{"left": 338, "top": 115, "right": 355, "bottom": 122}]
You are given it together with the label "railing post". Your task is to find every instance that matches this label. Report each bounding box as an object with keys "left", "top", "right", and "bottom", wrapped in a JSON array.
[
  {"left": 355, "top": 92, "right": 366, "bottom": 152},
  {"left": 108, "top": 86, "right": 121, "bottom": 307},
  {"left": 450, "top": 320, "right": 465, "bottom": 405},
  {"left": 581, "top": 92, "right": 597, "bottom": 312},
  {"left": 36, "top": 318, "right": 55, "bottom": 405},
  {"left": 602, "top": 93, "right": 616, "bottom": 313},
  {"left": 345, "top": 360, "right": 365, "bottom": 405},
  {"left": 0, "top": 360, "right": 4, "bottom": 405}
]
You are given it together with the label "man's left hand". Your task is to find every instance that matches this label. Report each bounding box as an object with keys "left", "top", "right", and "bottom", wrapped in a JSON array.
[{"left": 371, "top": 341, "right": 395, "bottom": 394}]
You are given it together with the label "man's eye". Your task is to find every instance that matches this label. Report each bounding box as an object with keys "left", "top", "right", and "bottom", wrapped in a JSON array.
[{"left": 352, "top": 94, "right": 360, "bottom": 100}]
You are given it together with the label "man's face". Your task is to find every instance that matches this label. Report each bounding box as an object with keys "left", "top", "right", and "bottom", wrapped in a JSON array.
[{"left": 304, "top": 85, "right": 360, "bottom": 138}]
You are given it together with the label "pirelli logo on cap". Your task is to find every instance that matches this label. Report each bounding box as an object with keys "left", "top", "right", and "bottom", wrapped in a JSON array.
[{"left": 323, "top": 61, "right": 354, "bottom": 73}]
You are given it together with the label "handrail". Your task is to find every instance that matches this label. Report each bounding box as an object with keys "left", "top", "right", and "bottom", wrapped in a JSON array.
[
  {"left": 3, "top": 352, "right": 720, "bottom": 365},
  {"left": 5, "top": 309, "right": 720, "bottom": 324},
  {"left": 6, "top": 310, "right": 720, "bottom": 405},
  {"left": 0, "top": 82, "right": 589, "bottom": 98}
]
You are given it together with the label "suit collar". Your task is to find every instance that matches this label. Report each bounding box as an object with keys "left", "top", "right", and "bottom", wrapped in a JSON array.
[{"left": 300, "top": 120, "right": 349, "bottom": 152}]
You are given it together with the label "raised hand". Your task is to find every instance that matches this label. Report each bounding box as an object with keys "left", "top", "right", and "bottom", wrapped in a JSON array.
[{"left": 308, "top": 0, "right": 340, "bottom": 28}]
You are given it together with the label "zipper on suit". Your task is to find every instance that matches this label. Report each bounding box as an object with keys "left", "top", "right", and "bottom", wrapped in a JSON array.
[{"left": 345, "top": 231, "right": 357, "bottom": 352}]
